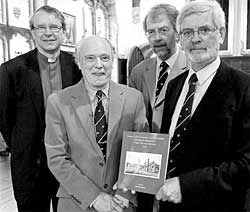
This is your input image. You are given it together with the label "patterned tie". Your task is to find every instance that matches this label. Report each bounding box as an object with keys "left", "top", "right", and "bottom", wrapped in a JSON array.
[
  {"left": 167, "top": 73, "right": 198, "bottom": 177},
  {"left": 155, "top": 62, "right": 169, "bottom": 101},
  {"left": 94, "top": 90, "right": 107, "bottom": 160}
]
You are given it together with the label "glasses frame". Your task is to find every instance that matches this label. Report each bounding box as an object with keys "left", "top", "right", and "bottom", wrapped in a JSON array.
[
  {"left": 33, "top": 25, "right": 62, "bottom": 33},
  {"left": 179, "top": 26, "right": 218, "bottom": 39}
]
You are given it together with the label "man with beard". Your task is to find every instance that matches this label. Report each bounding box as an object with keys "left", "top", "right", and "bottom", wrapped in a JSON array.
[
  {"left": 157, "top": 0, "right": 250, "bottom": 211},
  {"left": 129, "top": 4, "right": 188, "bottom": 211}
]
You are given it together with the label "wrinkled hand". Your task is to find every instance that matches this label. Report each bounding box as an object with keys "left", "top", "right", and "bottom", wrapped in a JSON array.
[
  {"left": 155, "top": 177, "right": 182, "bottom": 204},
  {"left": 113, "top": 194, "right": 129, "bottom": 208},
  {"left": 93, "top": 192, "right": 123, "bottom": 212}
]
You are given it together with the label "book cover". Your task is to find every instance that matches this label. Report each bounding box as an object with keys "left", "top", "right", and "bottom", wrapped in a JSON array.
[{"left": 118, "top": 131, "right": 170, "bottom": 194}]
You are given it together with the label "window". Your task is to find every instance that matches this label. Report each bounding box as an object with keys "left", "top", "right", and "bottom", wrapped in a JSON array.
[{"left": 240, "top": 0, "right": 250, "bottom": 54}]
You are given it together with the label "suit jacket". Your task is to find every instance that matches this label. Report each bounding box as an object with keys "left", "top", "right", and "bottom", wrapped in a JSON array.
[
  {"left": 160, "top": 62, "right": 250, "bottom": 211},
  {"left": 0, "top": 49, "right": 82, "bottom": 205},
  {"left": 129, "top": 48, "right": 187, "bottom": 133},
  {"left": 44, "top": 80, "right": 148, "bottom": 212}
]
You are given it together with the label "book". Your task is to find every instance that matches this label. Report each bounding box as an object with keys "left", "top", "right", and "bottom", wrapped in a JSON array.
[{"left": 118, "top": 131, "right": 170, "bottom": 195}]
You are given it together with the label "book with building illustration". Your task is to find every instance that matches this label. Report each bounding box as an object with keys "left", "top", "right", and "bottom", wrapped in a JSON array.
[{"left": 118, "top": 131, "right": 170, "bottom": 194}]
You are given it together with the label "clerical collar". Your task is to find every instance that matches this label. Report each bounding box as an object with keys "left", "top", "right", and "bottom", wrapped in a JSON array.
[{"left": 37, "top": 50, "right": 60, "bottom": 63}]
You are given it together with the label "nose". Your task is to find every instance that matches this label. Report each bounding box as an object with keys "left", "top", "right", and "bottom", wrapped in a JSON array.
[
  {"left": 44, "top": 28, "right": 53, "bottom": 35},
  {"left": 154, "top": 30, "right": 161, "bottom": 39},
  {"left": 191, "top": 31, "right": 201, "bottom": 43},
  {"left": 95, "top": 57, "right": 103, "bottom": 67}
]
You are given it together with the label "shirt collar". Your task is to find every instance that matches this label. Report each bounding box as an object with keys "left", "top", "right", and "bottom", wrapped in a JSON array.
[
  {"left": 156, "top": 47, "right": 179, "bottom": 70},
  {"left": 37, "top": 50, "right": 60, "bottom": 63},
  {"left": 188, "top": 56, "right": 220, "bottom": 85},
  {"left": 86, "top": 82, "right": 109, "bottom": 102}
]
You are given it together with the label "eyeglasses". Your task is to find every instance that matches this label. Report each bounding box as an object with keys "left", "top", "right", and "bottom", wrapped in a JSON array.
[
  {"left": 33, "top": 25, "right": 62, "bottom": 33},
  {"left": 84, "top": 55, "right": 111, "bottom": 63},
  {"left": 180, "top": 26, "right": 218, "bottom": 39},
  {"left": 146, "top": 27, "right": 170, "bottom": 38}
]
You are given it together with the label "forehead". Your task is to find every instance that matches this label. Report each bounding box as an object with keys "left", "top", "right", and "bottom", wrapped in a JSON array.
[
  {"left": 147, "top": 10, "right": 172, "bottom": 28},
  {"left": 82, "top": 38, "right": 112, "bottom": 55},
  {"left": 181, "top": 12, "right": 214, "bottom": 29},
  {"left": 33, "top": 11, "right": 61, "bottom": 25}
]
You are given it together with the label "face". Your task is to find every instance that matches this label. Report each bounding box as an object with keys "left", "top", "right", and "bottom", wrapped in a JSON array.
[
  {"left": 79, "top": 38, "right": 113, "bottom": 90},
  {"left": 179, "top": 12, "right": 225, "bottom": 71},
  {"left": 146, "top": 11, "right": 177, "bottom": 61},
  {"left": 31, "top": 11, "right": 65, "bottom": 55}
]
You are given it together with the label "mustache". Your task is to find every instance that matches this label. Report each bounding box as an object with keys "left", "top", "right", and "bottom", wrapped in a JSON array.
[{"left": 153, "top": 41, "right": 167, "bottom": 47}]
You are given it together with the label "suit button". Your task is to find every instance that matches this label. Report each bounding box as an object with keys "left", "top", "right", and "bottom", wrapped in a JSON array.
[
  {"left": 99, "top": 162, "right": 104, "bottom": 167},
  {"left": 104, "top": 184, "right": 108, "bottom": 189}
]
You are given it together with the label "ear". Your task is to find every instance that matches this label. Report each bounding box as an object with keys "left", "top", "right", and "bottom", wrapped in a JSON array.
[{"left": 218, "top": 27, "right": 226, "bottom": 44}]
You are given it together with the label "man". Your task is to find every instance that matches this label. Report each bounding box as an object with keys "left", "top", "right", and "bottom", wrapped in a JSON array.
[
  {"left": 44, "top": 36, "right": 148, "bottom": 212},
  {"left": 129, "top": 4, "right": 188, "bottom": 211},
  {"left": 0, "top": 5, "right": 82, "bottom": 212},
  {"left": 157, "top": 0, "right": 250, "bottom": 211},
  {"left": 129, "top": 4, "right": 188, "bottom": 133}
]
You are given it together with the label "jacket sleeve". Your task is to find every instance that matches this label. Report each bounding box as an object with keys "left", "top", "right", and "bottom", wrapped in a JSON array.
[
  {"left": 0, "top": 64, "right": 15, "bottom": 148},
  {"left": 45, "top": 93, "right": 101, "bottom": 211}
]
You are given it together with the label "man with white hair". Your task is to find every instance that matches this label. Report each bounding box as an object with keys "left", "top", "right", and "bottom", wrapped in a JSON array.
[
  {"left": 45, "top": 36, "right": 148, "bottom": 212},
  {"left": 157, "top": 0, "right": 250, "bottom": 211}
]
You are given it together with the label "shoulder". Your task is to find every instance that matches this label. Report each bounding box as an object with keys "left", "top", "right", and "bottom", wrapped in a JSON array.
[
  {"left": 49, "top": 81, "right": 82, "bottom": 103},
  {"left": 220, "top": 62, "right": 250, "bottom": 89},
  {"left": 1, "top": 49, "right": 36, "bottom": 68},
  {"left": 111, "top": 81, "right": 143, "bottom": 97},
  {"left": 60, "top": 51, "right": 74, "bottom": 59},
  {"left": 131, "top": 57, "right": 156, "bottom": 74}
]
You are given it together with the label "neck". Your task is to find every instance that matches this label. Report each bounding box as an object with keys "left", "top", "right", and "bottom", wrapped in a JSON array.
[{"left": 37, "top": 48, "right": 60, "bottom": 60}]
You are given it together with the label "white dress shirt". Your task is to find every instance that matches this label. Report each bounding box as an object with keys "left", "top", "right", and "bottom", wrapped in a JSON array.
[{"left": 169, "top": 56, "right": 220, "bottom": 139}]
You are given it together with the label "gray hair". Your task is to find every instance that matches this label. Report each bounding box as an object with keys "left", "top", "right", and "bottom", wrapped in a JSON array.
[
  {"left": 74, "top": 36, "right": 115, "bottom": 68},
  {"left": 143, "top": 4, "right": 179, "bottom": 33},
  {"left": 29, "top": 5, "right": 66, "bottom": 31},
  {"left": 176, "top": 0, "right": 225, "bottom": 33}
]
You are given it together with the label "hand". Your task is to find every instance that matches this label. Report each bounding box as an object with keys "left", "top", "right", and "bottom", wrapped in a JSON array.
[
  {"left": 155, "top": 177, "right": 182, "bottom": 204},
  {"left": 113, "top": 182, "right": 136, "bottom": 194},
  {"left": 93, "top": 192, "right": 123, "bottom": 212},
  {"left": 113, "top": 194, "right": 129, "bottom": 208}
]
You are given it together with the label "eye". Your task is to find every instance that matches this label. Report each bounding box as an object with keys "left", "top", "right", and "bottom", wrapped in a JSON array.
[
  {"left": 50, "top": 26, "right": 61, "bottom": 31},
  {"left": 182, "top": 30, "right": 193, "bottom": 37},
  {"left": 147, "top": 30, "right": 155, "bottom": 35},
  {"left": 199, "top": 27, "right": 210, "bottom": 34},
  {"left": 100, "top": 55, "right": 111, "bottom": 62},
  {"left": 85, "top": 55, "right": 96, "bottom": 62},
  {"left": 37, "top": 26, "right": 46, "bottom": 30},
  {"left": 159, "top": 27, "right": 168, "bottom": 34}
]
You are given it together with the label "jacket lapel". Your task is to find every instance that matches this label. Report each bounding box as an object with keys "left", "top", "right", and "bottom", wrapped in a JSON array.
[
  {"left": 107, "top": 81, "right": 124, "bottom": 158},
  {"left": 60, "top": 51, "right": 73, "bottom": 88},
  {"left": 191, "top": 62, "right": 230, "bottom": 121},
  {"left": 154, "top": 50, "right": 187, "bottom": 108},
  {"left": 70, "top": 81, "right": 103, "bottom": 158},
  {"left": 144, "top": 58, "right": 157, "bottom": 109},
  {"left": 26, "top": 49, "right": 45, "bottom": 129}
]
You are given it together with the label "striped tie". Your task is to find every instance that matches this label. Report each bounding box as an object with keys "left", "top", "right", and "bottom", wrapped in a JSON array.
[
  {"left": 167, "top": 73, "right": 198, "bottom": 177},
  {"left": 94, "top": 90, "right": 107, "bottom": 160},
  {"left": 155, "top": 62, "right": 169, "bottom": 101}
]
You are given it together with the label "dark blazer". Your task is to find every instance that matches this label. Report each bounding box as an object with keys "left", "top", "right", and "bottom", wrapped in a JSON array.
[
  {"left": 0, "top": 49, "right": 82, "bottom": 205},
  {"left": 160, "top": 62, "right": 250, "bottom": 211}
]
